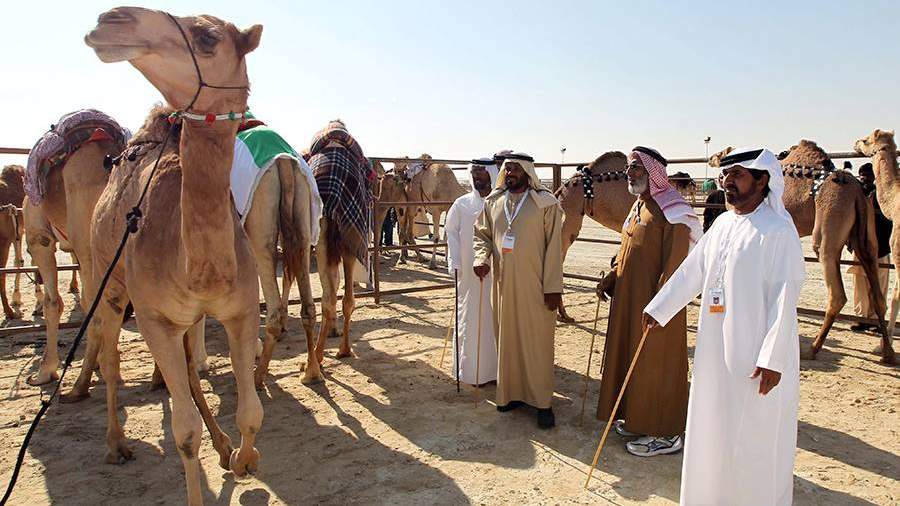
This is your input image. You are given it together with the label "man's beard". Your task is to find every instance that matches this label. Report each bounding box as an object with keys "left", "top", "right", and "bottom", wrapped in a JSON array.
[
  {"left": 506, "top": 176, "right": 528, "bottom": 191},
  {"left": 627, "top": 175, "right": 648, "bottom": 196},
  {"left": 724, "top": 185, "right": 752, "bottom": 206},
  {"left": 473, "top": 180, "right": 488, "bottom": 192}
]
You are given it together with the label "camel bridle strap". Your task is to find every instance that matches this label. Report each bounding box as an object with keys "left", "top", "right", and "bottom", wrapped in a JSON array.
[{"left": 165, "top": 12, "right": 251, "bottom": 123}]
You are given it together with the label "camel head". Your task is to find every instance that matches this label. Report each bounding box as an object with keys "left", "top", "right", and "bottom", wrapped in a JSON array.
[
  {"left": 707, "top": 147, "right": 734, "bottom": 168},
  {"left": 85, "top": 7, "right": 263, "bottom": 112},
  {"left": 855, "top": 129, "right": 896, "bottom": 157}
]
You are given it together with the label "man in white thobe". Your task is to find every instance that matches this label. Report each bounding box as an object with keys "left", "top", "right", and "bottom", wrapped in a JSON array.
[
  {"left": 644, "top": 147, "right": 805, "bottom": 505},
  {"left": 446, "top": 158, "right": 499, "bottom": 385}
]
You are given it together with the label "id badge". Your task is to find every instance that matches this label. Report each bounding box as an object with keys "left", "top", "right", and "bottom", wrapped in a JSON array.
[
  {"left": 501, "top": 231, "right": 516, "bottom": 254},
  {"left": 708, "top": 287, "right": 725, "bottom": 313}
]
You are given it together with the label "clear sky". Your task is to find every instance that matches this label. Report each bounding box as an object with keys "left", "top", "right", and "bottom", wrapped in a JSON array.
[{"left": 1, "top": 1, "right": 897, "bottom": 178}]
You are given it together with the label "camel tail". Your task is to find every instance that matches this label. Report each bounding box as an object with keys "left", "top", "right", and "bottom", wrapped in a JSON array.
[
  {"left": 850, "top": 189, "right": 887, "bottom": 320},
  {"left": 277, "top": 158, "right": 303, "bottom": 292}
]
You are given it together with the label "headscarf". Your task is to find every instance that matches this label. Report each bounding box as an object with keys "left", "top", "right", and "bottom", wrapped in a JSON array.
[
  {"left": 717, "top": 147, "right": 794, "bottom": 230},
  {"left": 629, "top": 146, "right": 703, "bottom": 245},
  {"left": 492, "top": 152, "right": 558, "bottom": 209},
  {"left": 468, "top": 157, "right": 499, "bottom": 195}
]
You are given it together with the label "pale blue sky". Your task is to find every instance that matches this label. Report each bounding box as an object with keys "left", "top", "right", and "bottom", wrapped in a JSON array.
[{"left": 1, "top": 1, "right": 897, "bottom": 178}]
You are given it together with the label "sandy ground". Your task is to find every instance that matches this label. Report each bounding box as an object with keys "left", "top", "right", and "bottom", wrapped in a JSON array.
[{"left": 0, "top": 220, "right": 897, "bottom": 505}]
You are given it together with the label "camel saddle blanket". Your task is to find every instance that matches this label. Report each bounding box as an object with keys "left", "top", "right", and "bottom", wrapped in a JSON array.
[
  {"left": 306, "top": 127, "right": 373, "bottom": 268},
  {"left": 25, "top": 109, "right": 128, "bottom": 205},
  {"left": 232, "top": 125, "right": 323, "bottom": 244}
]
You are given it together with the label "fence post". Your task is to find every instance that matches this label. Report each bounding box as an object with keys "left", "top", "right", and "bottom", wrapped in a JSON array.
[
  {"left": 552, "top": 164, "right": 562, "bottom": 192},
  {"left": 373, "top": 202, "right": 382, "bottom": 304}
]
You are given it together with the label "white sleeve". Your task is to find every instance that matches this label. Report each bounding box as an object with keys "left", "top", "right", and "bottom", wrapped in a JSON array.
[
  {"left": 756, "top": 229, "right": 806, "bottom": 373},
  {"left": 445, "top": 201, "right": 462, "bottom": 274},
  {"left": 644, "top": 227, "right": 710, "bottom": 326}
]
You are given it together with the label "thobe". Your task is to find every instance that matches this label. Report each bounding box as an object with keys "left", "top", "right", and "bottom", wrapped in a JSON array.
[
  {"left": 851, "top": 191, "right": 892, "bottom": 318},
  {"left": 446, "top": 191, "right": 498, "bottom": 385},
  {"left": 473, "top": 189, "right": 563, "bottom": 409},
  {"left": 597, "top": 197, "right": 690, "bottom": 436},
  {"left": 645, "top": 203, "right": 805, "bottom": 506}
]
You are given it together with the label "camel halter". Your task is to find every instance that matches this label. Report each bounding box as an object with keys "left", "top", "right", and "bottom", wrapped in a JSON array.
[{"left": 165, "top": 12, "right": 252, "bottom": 124}]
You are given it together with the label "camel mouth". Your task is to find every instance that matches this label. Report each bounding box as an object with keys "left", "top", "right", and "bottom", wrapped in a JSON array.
[{"left": 84, "top": 31, "right": 148, "bottom": 63}]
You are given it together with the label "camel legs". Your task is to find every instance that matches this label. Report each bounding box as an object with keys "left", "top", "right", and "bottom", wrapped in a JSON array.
[
  {"left": 315, "top": 232, "right": 340, "bottom": 365},
  {"left": 295, "top": 237, "right": 321, "bottom": 384},
  {"left": 184, "top": 321, "right": 233, "bottom": 471},
  {"left": 221, "top": 313, "right": 264, "bottom": 478},
  {"left": 0, "top": 240, "right": 21, "bottom": 319},
  {"left": 804, "top": 252, "right": 847, "bottom": 360},
  {"left": 337, "top": 253, "right": 356, "bottom": 359},
  {"left": 25, "top": 230, "right": 61, "bottom": 386},
  {"left": 427, "top": 207, "right": 440, "bottom": 269},
  {"left": 68, "top": 253, "right": 80, "bottom": 295},
  {"left": 556, "top": 210, "right": 585, "bottom": 323},
  {"left": 93, "top": 292, "right": 131, "bottom": 464}
]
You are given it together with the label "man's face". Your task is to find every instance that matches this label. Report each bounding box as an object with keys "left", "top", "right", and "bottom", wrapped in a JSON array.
[
  {"left": 626, "top": 155, "right": 649, "bottom": 196},
  {"left": 859, "top": 170, "right": 875, "bottom": 186},
  {"left": 504, "top": 162, "right": 529, "bottom": 190},
  {"left": 471, "top": 166, "right": 491, "bottom": 192},
  {"left": 721, "top": 166, "right": 767, "bottom": 206}
]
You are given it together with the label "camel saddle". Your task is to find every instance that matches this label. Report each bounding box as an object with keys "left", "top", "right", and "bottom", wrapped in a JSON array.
[{"left": 26, "top": 109, "right": 129, "bottom": 205}]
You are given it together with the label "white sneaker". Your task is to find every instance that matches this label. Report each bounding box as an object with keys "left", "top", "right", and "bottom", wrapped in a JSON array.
[
  {"left": 614, "top": 419, "right": 641, "bottom": 438},
  {"left": 625, "top": 435, "right": 683, "bottom": 457}
]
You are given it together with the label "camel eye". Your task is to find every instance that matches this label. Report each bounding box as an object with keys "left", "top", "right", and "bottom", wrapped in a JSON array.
[{"left": 193, "top": 28, "right": 222, "bottom": 53}]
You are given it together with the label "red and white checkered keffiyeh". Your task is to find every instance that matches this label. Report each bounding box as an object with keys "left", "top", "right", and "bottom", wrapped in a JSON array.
[{"left": 631, "top": 150, "right": 703, "bottom": 245}]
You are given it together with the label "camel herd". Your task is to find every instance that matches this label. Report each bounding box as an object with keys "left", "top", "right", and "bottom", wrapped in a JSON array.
[{"left": 0, "top": 6, "right": 896, "bottom": 505}]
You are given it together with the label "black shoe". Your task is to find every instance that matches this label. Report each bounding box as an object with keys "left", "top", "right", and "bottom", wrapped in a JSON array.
[
  {"left": 496, "top": 400, "right": 524, "bottom": 412},
  {"left": 537, "top": 408, "right": 555, "bottom": 429},
  {"left": 851, "top": 323, "right": 873, "bottom": 332}
]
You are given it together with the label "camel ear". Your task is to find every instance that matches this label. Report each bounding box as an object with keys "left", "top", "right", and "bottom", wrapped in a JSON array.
[{"left": 237, "top": 24, "right": 263, "bottom": 56}]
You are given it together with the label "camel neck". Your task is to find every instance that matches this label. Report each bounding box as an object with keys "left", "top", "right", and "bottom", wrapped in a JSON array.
[
  {"left": 179, "top": 119, "right": 239, "bottom": 295},
  {"left": 873, "top": 145, "right": 899, "bottom": 217}
]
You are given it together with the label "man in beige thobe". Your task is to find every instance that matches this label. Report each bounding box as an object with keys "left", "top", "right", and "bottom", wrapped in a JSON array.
[
  {"left": 850, "top": 162, "right": 891, "bottom": 331},
  {"left": 473, "top": 152, "right": 563, "bottom": 429}
]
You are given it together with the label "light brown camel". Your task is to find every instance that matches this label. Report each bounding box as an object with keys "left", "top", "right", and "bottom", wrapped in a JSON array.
[
  {"left": 373, "top": 169, "right": 414, "bottom": 264},
  {"left": 855, "top": 129, "right": 899, "bottom": 364},
  {"left": 81, "top": 8, "right": 264, "bottom": 503},
  {"left": 0, "top": 165, "right": 25, "bottom": 319},
  {"left": 23, "top": 134, "right": 122, "bottom": 386},
  {"left": 711, "top": 141, "right": 892, "bottom": 363},
  {"left": 400, "top": 154, "right": 465, "bottom": 269},
  {"left": 554, "top": 151, "right": 636, "bottom": 321},
  {"left": 669, "top": 170, "right": 696, "bottom": 204}
]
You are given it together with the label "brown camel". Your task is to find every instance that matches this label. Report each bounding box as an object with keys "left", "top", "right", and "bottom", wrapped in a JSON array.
[
  {"left": 0, "top": 165, "right": 25, "bottom": 319},
  {"left": 23, "top": 127, "right": 123, "bottom": 386},
  {"left": 711, "top": 141, "right": 892, "bottom": 363},
  {"left": 669, "top": 170, "right": 696, "bottom": 204},
  {"left": 400, "top": 154, "right": 465, "bottom": 269},
  {"left": 555, "top": 151, "right": 636, "bottom": 321},
  {"left": 373, "top": 168, "right": 415, "bottom": 264},
  {"left": 81, "top": 7, "right": 264, "bottom": 504},
  {"left": 855, "top": 129, "right": 899, "bottom": 364}
]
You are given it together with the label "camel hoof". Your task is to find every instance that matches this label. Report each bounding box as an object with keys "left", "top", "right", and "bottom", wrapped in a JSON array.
[
  {"left": 301, "top": 368, "right": 324, "bottom": 385},
  {"left": 230, "top": 447, "right": 260, "bottom": 477},
  {"left": 336, "top": 348, "right": 355, "bottom": 359},
  {"left": 105, "top": 442, "right": 134, "bottom": 465},
  {"left": 217, "top": 442, "right": 235, "bottom": 470},
  {"left": 69, "top": 286, "right": 79, "bottom": 295},
  {"left": 880, "top": 351, "right": 897, "bottom": 366},
  {"left": 253, "top": 369, "right": 267, "bottom": 391},
  {"left": 6, "top": 309, "right": 22, "bottom": 320},
  {"left": 26, "top": 369, "right": 59, "bottom": 387},
  {"left": 800, "top": 345, "right": 818, "bottom": 361}
]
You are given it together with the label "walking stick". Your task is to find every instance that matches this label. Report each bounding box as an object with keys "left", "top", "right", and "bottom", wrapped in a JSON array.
[
  {"left": 585, "top": 325, "right": 652, "bottom": 489},
  {"left": 474, "top": 277, "right": 484, "bottom": 406},
  {"left": 438, "top": 322, "right": 453, "bottom": 369},
  {"left": 454, "top": 269, "right": 460, "bottom": 393},
  {"left": 579, "top": 295, "right": 603, "bottom": 425}
]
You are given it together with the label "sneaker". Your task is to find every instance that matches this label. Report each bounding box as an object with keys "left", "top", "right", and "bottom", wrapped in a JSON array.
[
  {"left": 625, "top": 435, "right": 683, "bottom": 457},
  {"left": 537, "top": 408, "right": 555, "bottom": 429},
  {"left": 496, "top": 400, "right": 524, "bottom": 412},
  {"left": 614, "top": 419, "right": 641, "bottom": 438}
]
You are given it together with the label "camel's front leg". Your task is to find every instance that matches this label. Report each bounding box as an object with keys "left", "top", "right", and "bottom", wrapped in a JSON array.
[
  {"left": 556, "top": 210, "right": 585, "bottom": 324},
  {"left": 141, "top": 315, "right": 204, "bottom": 505},
  {"left": 93, "top": 295, "right": 131, "bottom": 464},
  {"left": 221, "top": 312, "right": 264, "bottom": 480},
  {"left": 12, "top": 231, "right": 24, "bottom": 312},
  {"left": 185, "top": 320, "right": 232, "bottom": 470},
  {"left": 803, "top": 253, "right": 846, "bottom": 360}
]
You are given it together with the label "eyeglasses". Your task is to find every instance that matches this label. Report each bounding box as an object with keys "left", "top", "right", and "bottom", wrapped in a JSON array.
[{"left": 625, "top": 162, "right": 644, "bottom": 171}]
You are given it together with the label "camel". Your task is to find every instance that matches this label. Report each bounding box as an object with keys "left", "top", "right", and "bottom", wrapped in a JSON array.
[
  {"left": 22, "top": 120, "right": 125, "bottom": 386},
  {"left": 711, "top": 141, "right": 892, "bottom": 364},
  {"left": 554, "top": 151, "right": 636, "bottom": 321},
  {"left": 0, "top": 165, "right": 25, "bottom": 319},
  {"left": 81, "top": 7, "right": 265, "bottom": 503},
  {"left": 398, "top": 154, "right": 466, "bottom": 269},
  {"left": 373, "top": 168, "right": 414, "bottom": 263},
  {"left": 855, "top": 129, "right": 899, "bottom": 364},
  {"left": 669, "top": 170, "right": 696, "bottom": 204}
]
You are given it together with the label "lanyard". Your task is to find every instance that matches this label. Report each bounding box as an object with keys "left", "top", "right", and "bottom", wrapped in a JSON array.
[
  {"left": 504, "top": 189, "right": 529, "bottom": 228},
  {"left": 713, "top": 218, "right": 739, "bottom": 288}
]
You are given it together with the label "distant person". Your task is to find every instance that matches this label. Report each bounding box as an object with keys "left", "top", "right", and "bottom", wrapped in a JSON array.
[
  {"left": 473, "top": 152, "right": 563, "bottom": 429},
  {"left": 594, "top": 146, "right": 701, "bottom": 457},
  {"left": 446, "top": 158, "right": 499, "bottom": 385},
  {"left": 703, "top": 188, "right": 726, "bottom": 232},
  {"left": 645, "top": 148, "right": 805, "bottom": 505},
  {"left": 381, "top": 207, "right": 396, "bottom": 247},
  {"left": 850, "top": 162, "right": 892, "bottom": 331}
]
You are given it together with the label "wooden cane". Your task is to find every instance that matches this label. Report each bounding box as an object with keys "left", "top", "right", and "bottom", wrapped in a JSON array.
[
  {"left": 579, "top": 295, "right": 604, "bottom": 425},
  {"left": 474, "top": 277, "right": 484, "bottom": 406},
  {"left": 438, "top": 321, "right": 453, "bottom": 369},
  {"left": 584, "top": 325, "right": 652, "bottom": 489}
]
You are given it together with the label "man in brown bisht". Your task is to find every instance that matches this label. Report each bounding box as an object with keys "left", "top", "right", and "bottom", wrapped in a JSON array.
[
  {"left": 595, "top": 146, "right": 702, "bottom": 456},
  {"left": 473, "top": 152, "right": 564, "bottom": 429}
]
